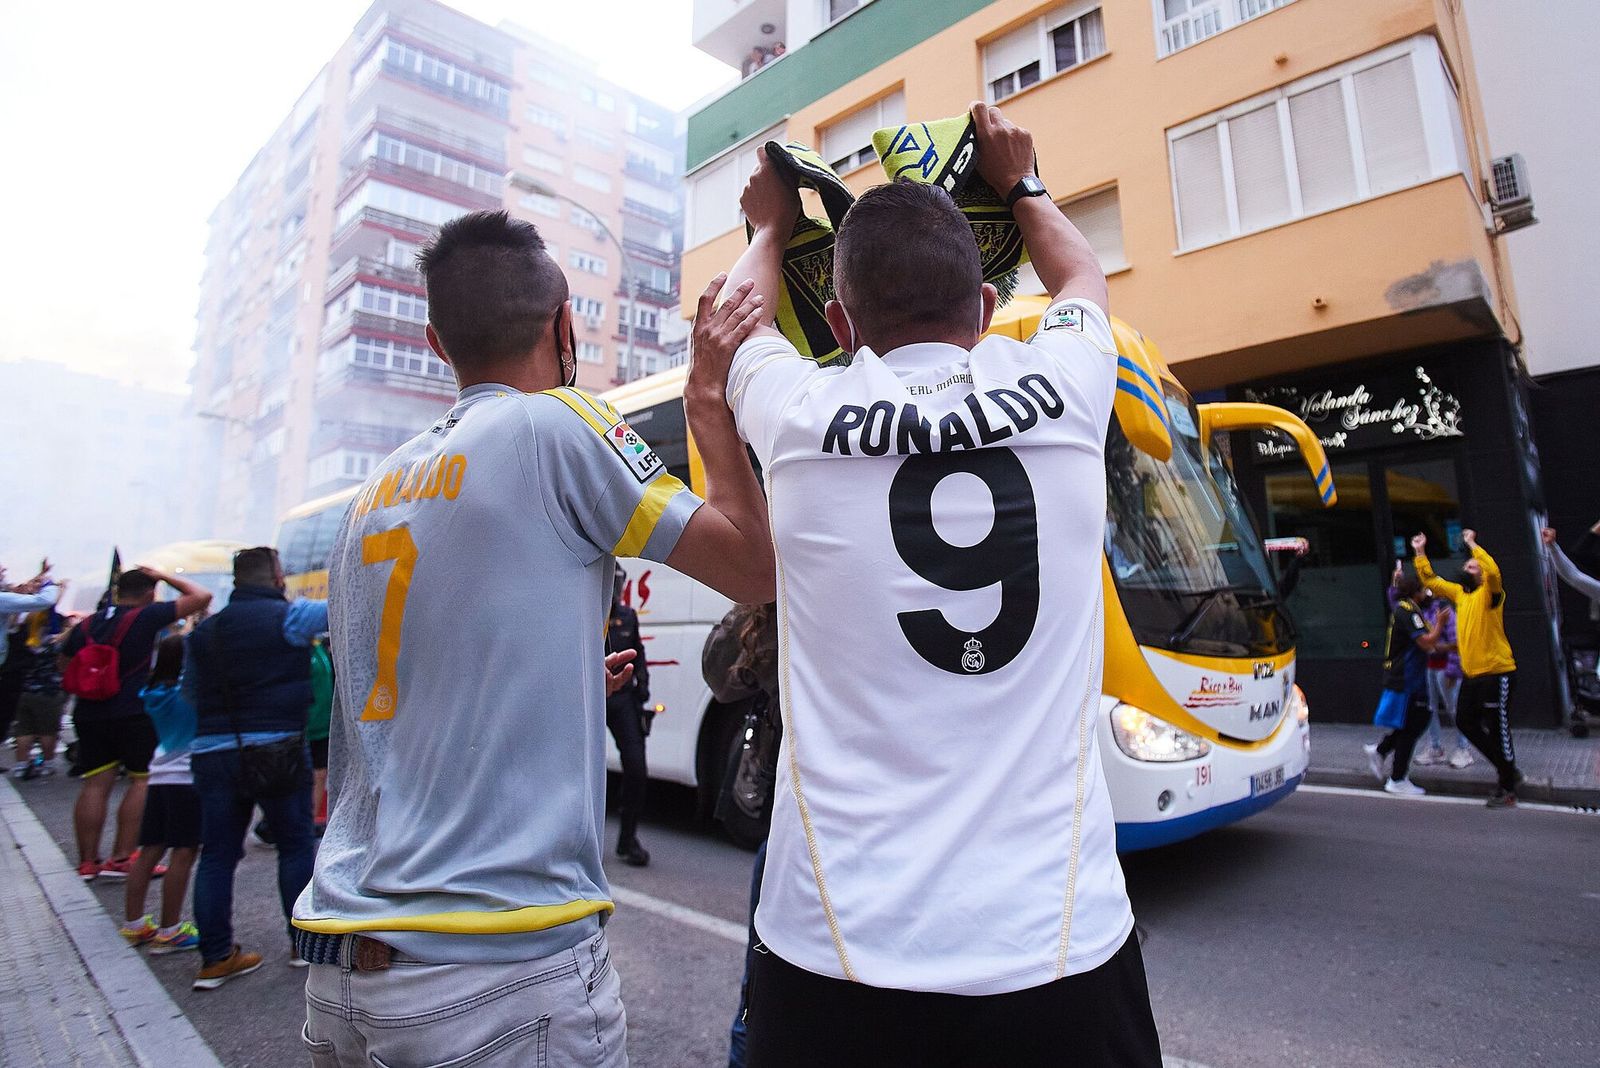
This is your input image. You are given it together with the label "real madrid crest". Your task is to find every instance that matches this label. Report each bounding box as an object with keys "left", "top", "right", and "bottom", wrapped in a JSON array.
[{"left": 961, "top": 636, "right": 985, "bottom": 673}]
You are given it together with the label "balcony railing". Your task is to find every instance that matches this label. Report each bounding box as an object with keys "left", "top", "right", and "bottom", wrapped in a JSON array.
[
  {"left": 623, "top": 238, "right": 676, "bottom": 266},
  {"left": 345, "top": 108, "right": 506, "bottom": 168},
  {"left": 329, "top": 206, "right": 439, "bottom": 252},
  {"left": 614, "top": 326, "right": 662, "bottom": 348},
  {"left": 621, "top": 199, "right": 680, "bottom": 227},
  {"left": 311, "top": 420, "right": 416, "bottom": 453},
  {"left": 624, "top": 158, "right": 676, "bottom": 187},
  {"left": 316, "top": 363, "right": 455, "bottom": 402},
  {"left": 1158, "top": 0, "right": 1296, "bottom": 57},
  {"left": 320, "top": 308, "right": 428, "bottom": 348},
  {"left": 338, "top": 157, "right": 500, "bottom": 213},
  {"left": 325, "top": 256, "right": 424, "bottom": 299}
]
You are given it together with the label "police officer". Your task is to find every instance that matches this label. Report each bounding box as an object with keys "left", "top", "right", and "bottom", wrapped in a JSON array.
[{"left": 605, "top": 568, "right": 651, "bottom": 866}]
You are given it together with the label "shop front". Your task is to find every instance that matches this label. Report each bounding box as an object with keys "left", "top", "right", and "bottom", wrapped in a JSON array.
[{"left": 1226, "top": 339, "right": 1564, "bottom": 726}]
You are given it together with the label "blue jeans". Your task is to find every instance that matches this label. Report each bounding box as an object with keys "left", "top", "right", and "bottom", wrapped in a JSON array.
[
  {"left": 192, "top": 745, "right": 315, "bottom": 964},
  {"left": 728, "top": 838, "right": 768, "bottom": 1068}
]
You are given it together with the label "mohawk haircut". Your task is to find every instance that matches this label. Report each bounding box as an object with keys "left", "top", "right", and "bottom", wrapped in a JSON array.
[
  {"left": 834, "top": 180, "right": 983, "bottom": 340},
  {"left": 417, "top": 211, "right": 568, "bottom": 372}
]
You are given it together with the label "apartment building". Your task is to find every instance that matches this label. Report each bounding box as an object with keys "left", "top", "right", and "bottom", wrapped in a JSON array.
[
  {"left": 190, "top": 0, "right": 686, "bottom": 541},
  {"left": 682, "top": 0, "right": 1563, "bottom": 723}
]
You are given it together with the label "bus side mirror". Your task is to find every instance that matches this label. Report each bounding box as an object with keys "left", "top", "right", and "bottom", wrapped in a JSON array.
[{"left": 1197, "top": 402, "right": 1337, "bottom": 508}]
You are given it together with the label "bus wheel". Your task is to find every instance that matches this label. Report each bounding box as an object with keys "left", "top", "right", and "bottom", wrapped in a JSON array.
[{"left": 717, "top": 706, "right": 778, "bottom": 852}]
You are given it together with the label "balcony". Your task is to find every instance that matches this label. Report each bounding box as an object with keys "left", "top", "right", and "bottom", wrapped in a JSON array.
[
  {"left": 320, "top": 308, "right": 427, "bottom": 348},
  {"left": 316, "top": 362, "right": 455, "bottom": 403},
  {"left": 624, "top": 158, "right": 676, "bottom": 188},
  {"left": 345, "top": 108, "right": 506, "bottom": 169},
  {"left": 338, "top": 157, "right": 500, "bottom": 214},
  {"left": 614, "top": 326, "right": 662, "bottom": 349},
  {"left": 621, "top": 198, "right": 681, "bottom": 227},
  {"left": 623, "top": 238, "right": 677, "bottom": 267},
  {"left": 329, "top": 207, "right": 438, "bottom": 260},
  {"left": 691, "top": 0, "right": 786, "bottom": 71},
  {"left": 325, "top": 256, "right": 423, "bottom": 300},
  {"left": 1158, "top": 0, "right": 1298, "bottom": 58},
  {"left": 311, "top": 420, "right": 416, "bottom": 454}
]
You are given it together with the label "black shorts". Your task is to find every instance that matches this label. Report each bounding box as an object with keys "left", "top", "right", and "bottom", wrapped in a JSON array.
[
  {"left": 73, "top": 715, "right": 158, "bottom": 778},
  {"left": 14, "top": 692, "right": 65, "bottom": 736},
  {"left": 746, "top": 931, "right": 1162, "bottom": 1067},
  {"left": 138, "top": 784, "right": 202, "bottom": 849},
  {"left": 309, "top": 736, "right": 329, "bottom": 771}
]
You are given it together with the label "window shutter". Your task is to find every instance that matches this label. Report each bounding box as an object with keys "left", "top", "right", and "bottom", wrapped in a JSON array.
[
  {"left": 824, "top": 102, "right": 887, "bottom": 169},
  {"left": 1354, "top": 57, "right": 1429, "bottom": 194},
  {"left": 1288, "top": 82, "right": 1357, "bottom": 213},
  {"left": 1228, "top": 103, "right": 1291, "bottom": 232},
  {"left": 1063, "top": 187, "right": 1126, "bottom": 271},
  {"left": 985, "top": 22, "right": 1040, "bottom": 82},
  {"left": 1172, "top": 126, "right": 1230, "bottom": 248},
  {"left": 689, "top": 159, "right": 737, "bottom": 244}
]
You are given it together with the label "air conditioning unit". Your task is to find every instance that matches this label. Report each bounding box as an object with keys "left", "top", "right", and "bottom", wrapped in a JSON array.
[
  {"left": 1487, "top": 153, "right": 1536, "bottom": 233},
  {"left": 583, "top": 315, "right": 604, "bottom": 330}
]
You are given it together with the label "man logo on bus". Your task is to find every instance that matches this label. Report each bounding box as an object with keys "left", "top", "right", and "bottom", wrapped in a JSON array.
[{"left": 961, "top": 636, "right": 985, "bottom": 673}]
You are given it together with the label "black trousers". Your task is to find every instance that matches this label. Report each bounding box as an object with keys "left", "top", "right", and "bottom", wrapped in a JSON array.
[
  {"left": 1376, "top": 692, "right": 1431, "bottom": 781},
  {"left": 746, "top": 931, "right": 1162, "bottom": 1067},
  {"left": 605, "top": 694, "right": 648, "bottom": 845},
  {"left": 1458, "top": 672, "right": 1520, "bottom": 789}
]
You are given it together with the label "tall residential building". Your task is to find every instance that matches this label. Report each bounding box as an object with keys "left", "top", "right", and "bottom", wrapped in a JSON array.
[
  {"left": 189, "top": 0, "right": 686, "bottom": 542},
  {"left": 681, "top": 0, "right": 1563, "bottom": 723}
]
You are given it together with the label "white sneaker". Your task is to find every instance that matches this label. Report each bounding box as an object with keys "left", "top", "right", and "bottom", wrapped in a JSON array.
[
  {"left": 1384, "top": 778, "right": 1427, "bottom": 796},
  {"left": 1412, "top": 747, "right": 1446, "bottom": 766},
  {"left": 1448, "top": 748, "right": 1475, "bottom": 769},
  {"left": 1363, "top": 742, "right": 1390, "bottom": 784}
]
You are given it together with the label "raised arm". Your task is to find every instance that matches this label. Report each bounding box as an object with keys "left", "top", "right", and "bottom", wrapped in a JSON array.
[
  {"left": 971, "top": 101, "right": 1107, "bottom": 311},
  {"left": 1462, "top": 529, "right": 1500, "bottom": 594},
  {"left": 141, "top": 566, "right": 213, "bottom": 619},
  {"left": 720, "top": 148, "right": 800, "bottom": 343},
  {"left": 1411, "top": 533, "right": 1461, "bottom": 604},
  {"left": 669, "top": 277, "right": 777, "bottom": 605},
  {"left": 1544, "top": 527, "right": 1600, "bottom": 601}
]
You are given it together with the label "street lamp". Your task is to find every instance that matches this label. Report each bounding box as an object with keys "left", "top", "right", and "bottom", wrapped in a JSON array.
[{"left": 505, "top": 170, "right": 639, "bottom": 384}]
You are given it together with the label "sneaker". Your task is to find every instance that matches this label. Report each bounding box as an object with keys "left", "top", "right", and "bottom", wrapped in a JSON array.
[
  {"left": 77, "top": 860, "right": 102, "bottom": 882},
  {"left": 251, "top": 820, "right": 277, "bottom": 849},
  {"left": 1448, "top": 748, "right": 1475, "bottom": 769},
  {"left": 1412, "top": 747, "right": 1446, "bottom": 767},
  {"left": 1363, "top": 742, "right": 1391, "bottom": 784},
  {"left": 9, "top": 762, "right": 28, "bottom": 779},
  {"left": 149, "top": 922, "right": 201, "bottom": 955},
  {"left": 1384, "top": 778, "right": 1427, "bottom": 797},
  {"left": 120, "top": 916, "right": 158, "bottom": 946},
  {"left": 288, "top": 939, "right": 310, "bottom": 969},
  {"left": 193, "top": 946, "right": 264, "bottom": 990},
  {"left": 100, "top": 851, "right": 167, "bottom": 880},
  {"left": 1485, "top": 788, "right": 1517, "bottom": 809},
  {"left": 616, "top": 838, "right": 650, "bottom": 867}
]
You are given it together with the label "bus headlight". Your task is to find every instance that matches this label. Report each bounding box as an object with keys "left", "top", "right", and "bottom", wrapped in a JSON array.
[
  {"left": 1289, "top": 685, "right": 1309, "bottom": 726},
  {"left": 1110, "top": 704, "right": 1211, "bottom": 762}
]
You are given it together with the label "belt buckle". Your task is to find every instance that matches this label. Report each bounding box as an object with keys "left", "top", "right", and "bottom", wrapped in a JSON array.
[{"left": 353, "top": 936, "right": 393, "bottom": 972}]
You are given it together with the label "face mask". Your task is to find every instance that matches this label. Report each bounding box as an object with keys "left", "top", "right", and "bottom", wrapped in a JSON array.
[{"left": 1457, "top": 569, "right": 1480, "bottom": 593}]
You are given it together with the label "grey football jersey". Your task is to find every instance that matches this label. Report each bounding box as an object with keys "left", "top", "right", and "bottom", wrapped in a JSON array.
[{"left": 293, "top": 384, "right": 701, "bottom": 962}]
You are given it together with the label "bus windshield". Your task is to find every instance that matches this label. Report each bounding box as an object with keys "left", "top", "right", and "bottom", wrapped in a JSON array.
[{"left": 1105, "top": 385, "right": 1293, "bottom": 659}]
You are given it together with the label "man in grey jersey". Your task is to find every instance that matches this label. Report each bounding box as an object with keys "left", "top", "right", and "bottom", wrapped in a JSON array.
[{"left": 293, "top": 211, "right": 772, "bottom": 1066}]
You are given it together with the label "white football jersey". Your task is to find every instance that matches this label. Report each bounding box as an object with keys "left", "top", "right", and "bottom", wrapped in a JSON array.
[{"left": 729, "top": 297, "right": 1134, "bottom": 994}]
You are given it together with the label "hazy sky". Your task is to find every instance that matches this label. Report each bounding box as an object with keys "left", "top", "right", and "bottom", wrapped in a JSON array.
[{"left": 0, "top": 0, "right": 733, "bottom": 393}]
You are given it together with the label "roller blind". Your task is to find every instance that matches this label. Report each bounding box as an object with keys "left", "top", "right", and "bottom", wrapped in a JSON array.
[
  {"left": 689, "top": 159, "right": 738, "bottom": 244},
  {"left": 1172, "top": 126, "right": 1229, "bottom": 248},
  {"left": 1063, "top": 187, "right": 1126, "bottom": 271},
  {"left": 1354, "top": 56, "right": 1429, "bottom": 194},
  {"left": 1289, "top": 82, "right": 1357, "bottom": 213},
  {"left": 1229, "top": 103, "right": 1291, "bottom": 232},
  {"left": 984, "top": 22, "right": 1040, "bottom": 82},
  {"left": 822, "top": 92, "right": 904, "bottom": 169}
]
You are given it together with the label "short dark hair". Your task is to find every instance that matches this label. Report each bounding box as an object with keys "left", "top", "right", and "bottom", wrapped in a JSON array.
[
  {"left": 1395, "top": 571, "right": 1423, "bottom": 599},
  {"left": 116, "top": 570, "right": 155, "bottom": 600},
  {"left": 149, "top": 634, "right": 185, "bottom": 687},
  {"left": 417, "top": 210, "right": 567, "bottom": 371},
  {"left": 234, "top": 546, "right": 279, "bottom": 588},
  {"left": 834, "top": 180, "right": 982, "bottom": 339}
]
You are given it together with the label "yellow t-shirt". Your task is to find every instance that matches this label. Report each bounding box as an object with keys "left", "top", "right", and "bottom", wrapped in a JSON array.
[{"left": 1415, "top": 545, "right": 1515, "bottom": 677}]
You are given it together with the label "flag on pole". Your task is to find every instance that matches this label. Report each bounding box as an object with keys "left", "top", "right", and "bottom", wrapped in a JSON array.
[{"left": 98, "top": 547, "right": 121, "bottom": 611}]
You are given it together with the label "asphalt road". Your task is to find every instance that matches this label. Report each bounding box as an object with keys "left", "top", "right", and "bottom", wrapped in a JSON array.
[{"left": 14, "top": 773, "right": 1599, "bottom": 1067}]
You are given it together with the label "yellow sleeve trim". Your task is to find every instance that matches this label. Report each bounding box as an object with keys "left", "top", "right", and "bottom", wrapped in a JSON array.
[
  {"left": 541, "top": 387, "right": 614, "bottom": 436},
  {"left": 292, "top": 897, "right": 614, "bottom": 936},
  {"left": 613, "top": 475, "right": 688, "bottom": 559}
]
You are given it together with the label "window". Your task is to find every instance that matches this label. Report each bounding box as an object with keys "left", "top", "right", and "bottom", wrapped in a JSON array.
[
  {"left": 367, "top": 38, "right": 510, "bottom": 115},
  {"left": 619, "top": 303, "right": 659, "bottom": 330},
  {"left": 574, "top": 165, "right": 613, "bottom": 193},
  {"left": 520, "top": 192, "right": 561, "bottom": 217},
  {"left": 578, "top": 129, "right": 616, "bottom": 152},
  {"left": 335, "top": 181, "right": 465, "bottom": 229},
  {"left": 1012, "top": 186, "right": 1127, "bottom": 295},
  {"left": 821, "top": 91, "right": 905, "bottom": 173},
  {"left": 525, "top": 104, "right": 567, "bottom": 134},
  {"left": 1168, "top": 36, "right": 1468, "bottom": 250},
  {"left": 685, "top": 123, "right": 785, "bottom": 245},
  {"left": 984, "top": 5, "right": 1105, "bottom": 102},
  {"left": 571, "top": 206, "right": 611, "bottom": 233},
  {"left": 827, "top": 0, "right": 870, "bottom": 23},
  {"left": 1155, "top": 0, "right": 1297, "bottom": 59},
  {"left": 367, "top": 133, "right": 501, "bottom": 194},
  {"left": 522, "top": 147, "right": 563, "bottom": 174},
  {"left": 354, "top": 282, "right": 428, "bottom": 323},
  {"left": 321, "top": 335, "right": 449, "bottom": 380},
  {"left": 579, "top": 85, "right": 617, "bottom": 112},
  {"left": 624, "top": 180, "right": 676, "bottom": 213},
  {"left": 572, "top": 296, "right": 606, "bottom": 321},
  {"left": 576, "top": 341, "right": 606, "bottom": 364},
  {"left": 569, "top": 250, "right": 608, "bottom": 275}
]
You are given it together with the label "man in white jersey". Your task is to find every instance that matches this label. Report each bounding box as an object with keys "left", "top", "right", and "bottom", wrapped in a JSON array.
[
  {"left": 292, "top": 211, "right": 773, "bottom": 1067},
  {"left": 710, "top": 104, "right": 1161, "bottom": 1064}
]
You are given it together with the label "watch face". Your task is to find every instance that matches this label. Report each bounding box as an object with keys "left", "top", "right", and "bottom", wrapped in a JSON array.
[{"left": 1023, "top": 177, "right": 1044, "bottom": 195}]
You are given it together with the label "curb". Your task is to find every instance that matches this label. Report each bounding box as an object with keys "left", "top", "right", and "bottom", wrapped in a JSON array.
[
  {"left": 0, "top": 777, "right": 225, "bottom": 1068},
  {"left": 1306, "top": 767, "right": 1600, "bottom": 809}
]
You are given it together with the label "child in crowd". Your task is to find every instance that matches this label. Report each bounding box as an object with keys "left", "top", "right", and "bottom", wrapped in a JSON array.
[{"left": 120, "top": 634, "right": 201, "bottom": 953}]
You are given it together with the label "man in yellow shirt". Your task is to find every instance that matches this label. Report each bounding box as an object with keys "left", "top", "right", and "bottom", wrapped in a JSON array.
[{"left": 1413, "top": 529, "right": 1525, "bottom": 807}]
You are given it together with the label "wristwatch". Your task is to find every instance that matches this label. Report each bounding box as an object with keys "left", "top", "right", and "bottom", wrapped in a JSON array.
[{"left": 1005, "top": 175, "right": 1048, "bottom": 208}]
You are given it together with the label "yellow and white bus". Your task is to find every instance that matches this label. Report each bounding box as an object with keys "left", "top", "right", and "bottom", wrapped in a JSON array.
[
  {"left": 64, "top": 540, "right": 248, "bottom": 618},
  {"left": 276, "top": 299, "right": 1336, "bottom": 851}
]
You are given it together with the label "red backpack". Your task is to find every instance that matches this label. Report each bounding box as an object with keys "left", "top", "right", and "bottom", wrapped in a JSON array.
[{"left": 62, "top": 608, "right": 144, "bottom": 701}]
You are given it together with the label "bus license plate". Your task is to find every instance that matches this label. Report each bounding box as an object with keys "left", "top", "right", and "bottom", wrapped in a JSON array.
[{"left": 1250, "top": 765, "right": 1285, "bottom": 797}]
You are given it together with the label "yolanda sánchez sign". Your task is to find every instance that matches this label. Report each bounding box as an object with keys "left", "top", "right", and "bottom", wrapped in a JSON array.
[{"left": 1242, "top": 364, "right": 1464, "bottom": 459}]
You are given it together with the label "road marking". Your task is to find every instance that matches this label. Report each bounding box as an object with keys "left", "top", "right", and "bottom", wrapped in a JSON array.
[
  {"left": 1299, "top": 783, "right": 1600, "bottom": 815},
  {"left": 610, "top": 884, "right": 748, "bottom": 945}
]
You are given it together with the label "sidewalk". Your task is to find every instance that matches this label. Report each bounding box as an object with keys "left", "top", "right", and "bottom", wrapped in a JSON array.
[
  {"left": 1307, "top": 722, "right": 1600, "bottom": 807},
  {"left": 0, "top": 776, "right": 223, "bottom": 1068}
]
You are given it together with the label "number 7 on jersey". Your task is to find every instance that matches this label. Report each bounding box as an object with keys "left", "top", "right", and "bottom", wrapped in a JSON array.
[{"left": 361, "top": 526, "right": 417, "bottom": 721}]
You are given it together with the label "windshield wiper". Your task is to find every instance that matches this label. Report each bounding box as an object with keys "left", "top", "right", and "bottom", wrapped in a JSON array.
[{"left": 1168, "top": 585, "right": 1271, "bottom": 647}]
